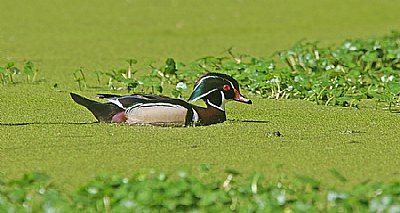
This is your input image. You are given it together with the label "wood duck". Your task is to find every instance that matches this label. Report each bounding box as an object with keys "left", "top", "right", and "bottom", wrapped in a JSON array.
[{"left": 70, "top": 73, "right": 252, "bottom": 126}]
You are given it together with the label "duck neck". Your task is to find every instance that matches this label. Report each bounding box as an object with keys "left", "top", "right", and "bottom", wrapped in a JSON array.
[
  {"left": 205, "top": 91, "right": 226, "bottom": 112},
  {"left": 191, "top": 91, "right": 227, "bottom": 125}
]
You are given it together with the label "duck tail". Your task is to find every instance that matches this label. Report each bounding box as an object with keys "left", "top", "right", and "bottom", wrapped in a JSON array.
[{"left": 70, "top": 93, "right": 124, "bottom": 123}]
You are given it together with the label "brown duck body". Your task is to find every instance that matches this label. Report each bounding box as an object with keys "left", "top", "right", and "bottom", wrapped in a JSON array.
[
  {"left": 70, "top": 93, "right": 227, "bottom": 126},
  {"left": 125, "top": 103, "right": 189, "bottom": 126},
  {"left": 193, "top": 106, "right": 226, "bottom": 126},
  {"left": 125, "top": 104, "right": 226, "bottom": 126},
  {"left": 70, "top": 73, "right": 251, "bottom": 126}
]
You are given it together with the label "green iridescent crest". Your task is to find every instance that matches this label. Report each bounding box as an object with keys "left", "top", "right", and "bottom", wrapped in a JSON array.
[{"left": 188, "top": 74, "right": 230, "bottom": 102}]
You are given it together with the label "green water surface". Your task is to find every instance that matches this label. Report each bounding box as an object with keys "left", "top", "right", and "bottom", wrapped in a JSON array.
[{"left": 1, "top": 0, "right": 400, "bottom": 190}]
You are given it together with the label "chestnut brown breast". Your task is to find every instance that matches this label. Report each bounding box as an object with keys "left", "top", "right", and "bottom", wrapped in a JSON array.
[{"left": 193, "top": 106, "right": 226, "bottom": 126}]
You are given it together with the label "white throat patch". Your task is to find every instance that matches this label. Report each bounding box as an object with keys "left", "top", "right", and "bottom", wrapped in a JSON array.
[{"left": 206, "top": 91, "right": 226, "bottom": 112}]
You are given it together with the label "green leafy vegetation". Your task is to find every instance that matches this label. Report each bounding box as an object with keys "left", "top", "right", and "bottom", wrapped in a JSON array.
[
  {"left": 1, "top": 169, "right": 400, "bottom": 212},
  {"left": 0, "top": 61, "right": 40, "bottom": 85},
  {"left": 1, "top": 0, "right": 400, "bottom": 211},
  {"left": 77, "top": 32, "right": 400, "bottom": 108},
  {"left": 252, "top": 31, "right": 400, "bottom": 108}
]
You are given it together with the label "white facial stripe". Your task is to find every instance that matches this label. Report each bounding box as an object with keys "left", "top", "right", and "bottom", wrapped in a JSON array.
[
  {"left": 204, "top": 91, "right": 226, "bottom": 112},
  {"left": 192, "top": 75, "right": 222, "bottom": 93},
  {"left": 220, "top": 91, "right": 227, "bottom": 108},
  {"left": 189, "top": 88, "right": 218, "bottom": 102},
  {"left": 230, "top": 81, "right": 236, "bottom": 91},
  {"left": 196, "top": 75, "right": 238, "bottom": 93},
  {"left": 206, "top": 99, "right": 225, "bottom": 112},
  {"left": 192, "top": 75, "right": 237, "bottom": 94},
  {"left": 191, "top": 75, "right": 240, "bottom": 102}
]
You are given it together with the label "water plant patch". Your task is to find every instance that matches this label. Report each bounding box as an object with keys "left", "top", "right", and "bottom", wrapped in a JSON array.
[
  {"left": 1, "top": 169, "right": 400, "bottom": 212},
  {"left": 76, "top": 32, "right": 400, "bottom": 110}
]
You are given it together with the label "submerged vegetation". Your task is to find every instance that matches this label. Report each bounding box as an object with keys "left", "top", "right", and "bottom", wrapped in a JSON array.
[
  {"left": 1, "top": 169, "right": 400, "bottom": 212},
  {"left": 76, "top": 32, "right": 400, "bottom": 109}
]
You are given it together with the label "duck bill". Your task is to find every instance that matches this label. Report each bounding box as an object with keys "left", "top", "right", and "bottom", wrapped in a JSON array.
[{"left": 234, "top": 89, "right": 252, "bottom": 104}]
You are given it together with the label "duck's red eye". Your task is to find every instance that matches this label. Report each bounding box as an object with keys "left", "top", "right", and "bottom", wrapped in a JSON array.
[{"left": 223, "top": 84, "right": 231, "bottom": 91}]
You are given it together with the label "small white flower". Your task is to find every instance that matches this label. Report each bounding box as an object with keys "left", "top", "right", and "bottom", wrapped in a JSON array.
[
  {"left": 369, "top": 196, "right": 392, "bottom": 212},
  {"left": 39, "top": 188, "right": 46, "bottom": 195},
  {"left": 88, "top": 187, "right": 98, "bottom": 194},
  {"left": 176, "top": 82, "right": 187, "bottom": 90},
  {"left": 270, "top": 77, "right": 280, "bottom": 83},
  {"left": 268, "top": 63, "right": 275, "bottom": 69},
  {"left": 373, "top": 42, "right": 381, "bottom": 50},
  {"left": 349, "top": 46, "right": 358, "bottom": 51},
  {"left": 122, "top": 200, "right": 136, "bottom": 208},
  {"left": 335, "top": 65, "right": 344, "bottom": 71},
  {"left": 158, "top": 173, "right": 166, "bottom": 181},
  {"left": 325, "top": 65, "right": 335, "bottom": 70},
  {"left": 344, "top": 42, "right": 357, "bottom": 50},
  {"left": 277, "top": 193, "right": 286, "bottom": 205},
  {"left": 294, "top": 76, "right": 304, "bottom": 82},
  {"left": 389, "top": 205, "right": 400, "bottom": 213},
  {"left": 344, "top": 42, "right": 352, "bottom": 49},
  {"left": 327, "top": 191, "right": 348, "bottom": 202}
]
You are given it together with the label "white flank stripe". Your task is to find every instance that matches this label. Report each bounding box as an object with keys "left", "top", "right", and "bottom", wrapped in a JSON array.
[
  {"left": 106, "top": 98, "right": 125, "bottom": 109},
  {"left": 127, "top": 102, "right": 185, "bottom": 111},
  {"left": 192, "top": 109, "right": 199, "bottom": 122}
]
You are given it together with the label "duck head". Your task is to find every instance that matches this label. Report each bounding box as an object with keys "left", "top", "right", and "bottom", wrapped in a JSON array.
[{"left": 188, "top": 73, "right": 252, "bottom": 111}]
